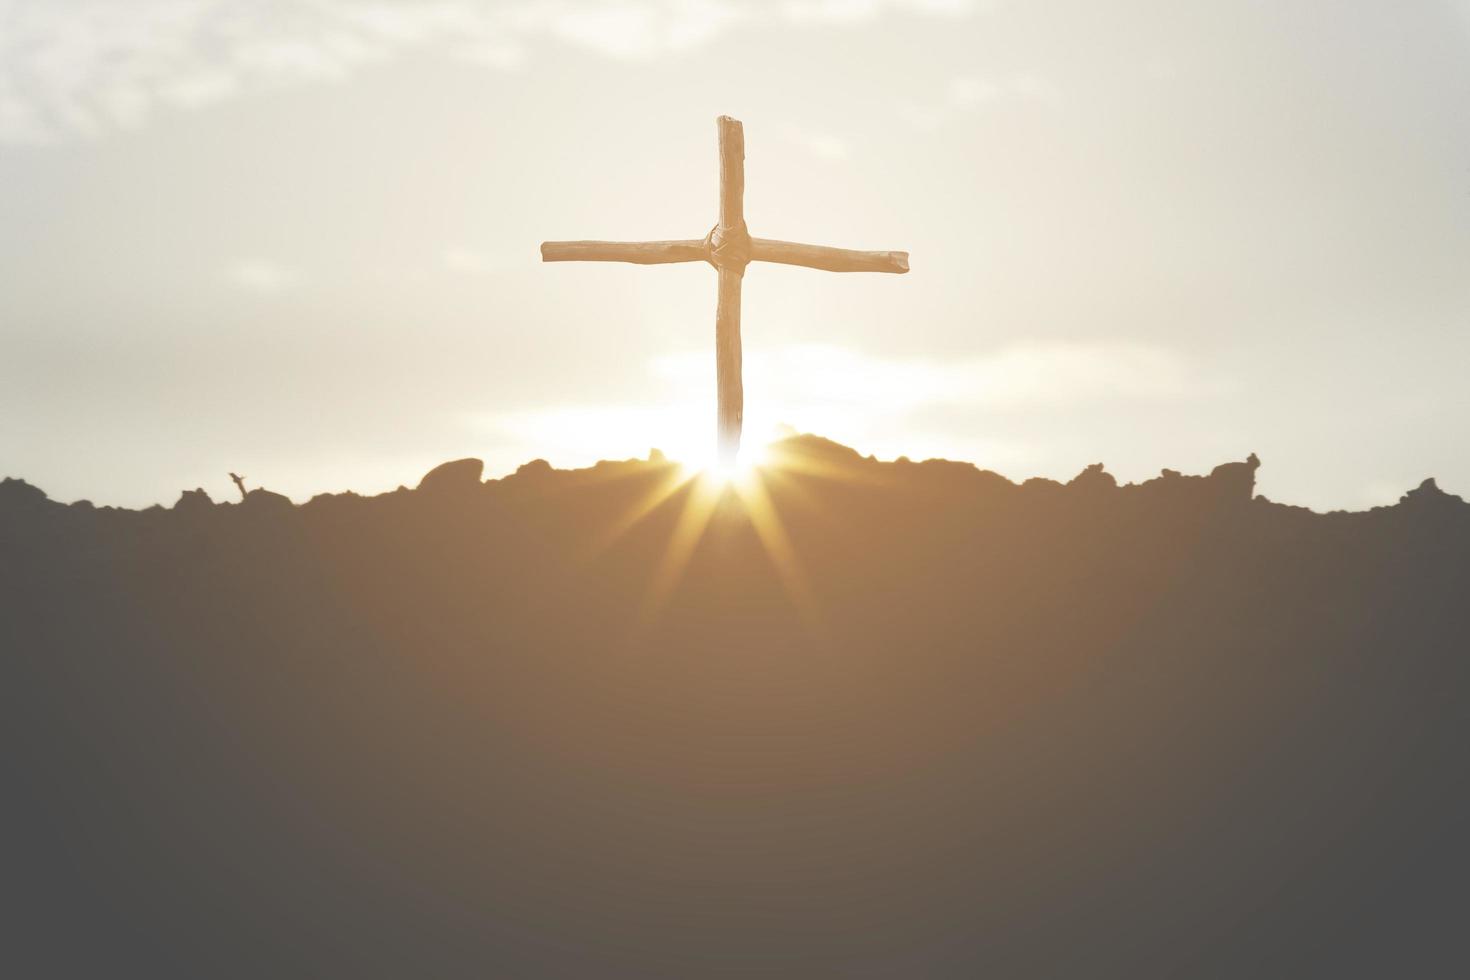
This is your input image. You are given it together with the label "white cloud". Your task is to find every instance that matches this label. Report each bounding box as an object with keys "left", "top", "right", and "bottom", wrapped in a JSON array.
[
  {"left": 548, "top": 4, "right": 662, "bottom": 58},
  {"left": 231, "top": 34, "right": 380, "bottom": 84},
  {"left": 654, "top": 341, "right": 1192, "bottom": 413},
  {"left": 0, "top": 0, "right": 984, "bottom": 144},
  {"left": 782, "top": 0, "right": 883, "bottom": 24},
  {"left": 224, "top": 259, "right": 296, "bottom": 293},
  {"left": 475, "top": 340, "right": 1199, "bottom": 471},
  {"left": 782, "top": 0, "right": 976, "bottom": 25},
  {"left": 664, "top": 0, "right": 746, "bottom": 48}
]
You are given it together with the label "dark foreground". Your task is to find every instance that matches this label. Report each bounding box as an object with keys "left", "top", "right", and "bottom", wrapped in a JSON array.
[{"left": 4, "top": 436, "right": 1468, "bottom": 977}]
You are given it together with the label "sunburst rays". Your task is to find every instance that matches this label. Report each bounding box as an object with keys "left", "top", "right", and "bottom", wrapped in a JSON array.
[
  {"left": 638, "top": 472, "right": 726, "bottom": 624},
  {"left": 730, "top": 466, "right": 823, "bottom": 634},
  {"left": 578, "top": 441, "right": 832, "bottom": 631}
]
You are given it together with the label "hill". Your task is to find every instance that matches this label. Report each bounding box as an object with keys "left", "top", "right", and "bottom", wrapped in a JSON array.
[{"left": 4, "top": 435, "right": 1469, "bottom": 977}]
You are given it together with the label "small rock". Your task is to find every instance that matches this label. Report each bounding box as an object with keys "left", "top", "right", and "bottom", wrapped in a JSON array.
[
  {"left": 1068, "top": 462, "right": 1116, "bottom": 492},
  {"left": 1400, "top": 478, "right": 1464, "bottom": 509},
  {"left": 0, "top": 477, "right": 49, "bottom": 509},
  {"left": 514, "top": 459, "right": 553, "bottom": 478},
  {"left": 1209, "top": 453, "right": 1261, "bottom": 503},
  {"left": 174, "top": 488, "right": 214, "bottom": 514},
  {"left": 242, "top": 487, "right": 294, "bottom": 514},
  {"left": 417, "top": 458, "right": 485, "bottom": 495}
]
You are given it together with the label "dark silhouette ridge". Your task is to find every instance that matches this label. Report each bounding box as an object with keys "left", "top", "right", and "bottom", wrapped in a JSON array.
[
  {"left": 174, "top": 487, "right": 214, "bottom": 514},
  {"left": 3, "top": 434, "right": 1469, "bottom": 977},
  {"left": 416, "top": 457, "right": 485, "bottom": 496}
]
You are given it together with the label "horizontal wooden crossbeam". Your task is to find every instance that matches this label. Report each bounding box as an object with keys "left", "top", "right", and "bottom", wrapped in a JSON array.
[
  {"left": 540, "top": 238, "right": 909, "bottom": 274},
  {"left": 540, "top": 116, "right": 909, "bottom": 465},
  {"left": 539, "top": 240, "right": 707, "bottom": 265},
  {"left": 752, "top": 239, "right": 908, "bottom": 274}
]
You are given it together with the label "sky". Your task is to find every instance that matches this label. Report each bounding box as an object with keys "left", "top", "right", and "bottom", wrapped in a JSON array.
[{"left": 1, "top": 0, "right": 1467, "bottom": 510}]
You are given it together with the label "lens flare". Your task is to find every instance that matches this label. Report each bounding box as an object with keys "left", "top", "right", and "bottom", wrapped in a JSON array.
[{"left": 679, "top": 438, "right": 771, "bottom": 490}]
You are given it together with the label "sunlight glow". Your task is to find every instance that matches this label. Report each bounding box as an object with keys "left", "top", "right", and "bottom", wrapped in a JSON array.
[
  {"left": 679, "top": 438, "right": 771, "bottom": 490},
  {"left": 734, "top": 467, "right": 822, "bottom": 632},
  {"left": 631, "top": 448, "right": 821, "bottom": 631},
  {"left": 639, "top": 471, "right": 724, "bottom": 623},
  {"left": 478, "top": 341, "right": 1147, "bottom": 489}
]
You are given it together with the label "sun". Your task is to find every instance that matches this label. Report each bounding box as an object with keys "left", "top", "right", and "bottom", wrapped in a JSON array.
[
  {"left": 572, "top": 429, "right": 823, "bottom": 632},
  {"left": 677, "top": 438, "right": 771, "bottom": 490}
]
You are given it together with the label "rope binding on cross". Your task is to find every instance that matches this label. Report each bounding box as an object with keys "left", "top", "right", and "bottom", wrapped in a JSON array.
[{"left": 704, "top": 222, "right": 751, "bottom": 276}]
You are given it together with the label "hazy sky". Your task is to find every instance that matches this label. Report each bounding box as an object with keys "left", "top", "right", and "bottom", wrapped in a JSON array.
[{"left": 2, "top": 0, "right": 1467, "bottom": 510}]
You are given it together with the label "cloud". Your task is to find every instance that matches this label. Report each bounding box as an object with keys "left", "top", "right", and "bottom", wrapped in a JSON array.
[
  {"left": 474, "top": 340, "right": 1199, "bottom": 470},
  {"left": 224, "top": 259, "right": 296, "bottom": 293},
  {"left": 655, "top": 341, "right": 1193, "bottom": 413},
  {"left": 544, "top": 0, "right": 747, "bottom": 59},
  {"left": 782, "top": 0, "right": 978, "bottom": 25},
  {"left": 0, "top": 0, "right": 984, "bottom": 144}
]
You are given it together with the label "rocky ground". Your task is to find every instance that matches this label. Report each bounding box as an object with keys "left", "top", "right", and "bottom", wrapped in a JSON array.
[{"left": 4, "top": 435, "right": 1468, "bottom": 977}]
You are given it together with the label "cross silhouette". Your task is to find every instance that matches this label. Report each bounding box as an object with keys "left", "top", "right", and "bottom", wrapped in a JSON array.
[{"left": 541, "top": 115, "right": 909, "bottom": 465}]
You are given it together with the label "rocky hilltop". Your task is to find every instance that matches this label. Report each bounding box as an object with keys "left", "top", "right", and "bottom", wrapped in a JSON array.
[{"left": 4, "top": 435, "right": 1469, "bottom": 977}]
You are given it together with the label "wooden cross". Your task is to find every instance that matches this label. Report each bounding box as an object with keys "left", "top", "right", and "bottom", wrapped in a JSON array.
[{"left": 541, "top": 115, "right": 909, "bottom": 465}]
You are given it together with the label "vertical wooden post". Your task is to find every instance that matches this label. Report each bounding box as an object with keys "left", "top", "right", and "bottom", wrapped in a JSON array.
[
  {"left": 541, "top": 114, "right": 908, "bottom": 468},
  {"left": 717, "top": 115, "right": 745, "bottom": 232},
  {"left": 714, "top": 115, "right": 745, "bottom": 466},
  {"left": 715, "top": 267, "right": 742, "bottom": 464}
]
